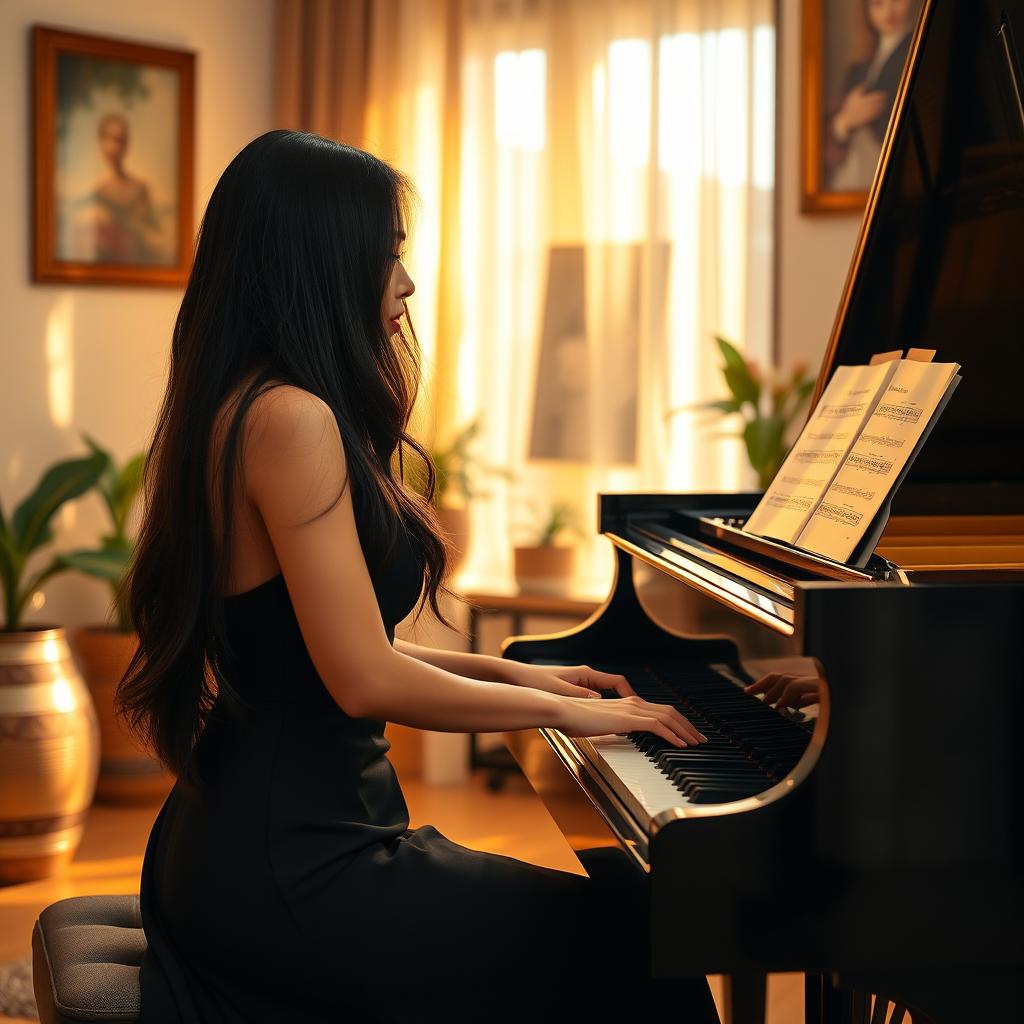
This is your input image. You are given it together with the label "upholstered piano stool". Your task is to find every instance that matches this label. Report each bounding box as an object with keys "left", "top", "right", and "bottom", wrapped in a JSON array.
[{"left": 31, "top": 894, "right": 143, "bottom": 1024}]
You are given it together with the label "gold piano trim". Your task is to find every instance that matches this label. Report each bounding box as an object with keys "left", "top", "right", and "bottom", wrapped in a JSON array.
[{"left": 876, "top": 514, "right": 1024, "bottom": 572}]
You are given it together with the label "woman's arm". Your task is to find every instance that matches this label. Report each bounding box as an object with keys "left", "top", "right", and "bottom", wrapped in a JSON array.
[
  {"left": 243, "top": 387, "right": 701, "bottom": 744},
  {"left": 392, "top": 638, "right": 513, "bottom": 684},
  {"left": 393, "top": 638, "right": 637, "bottom": 700}
]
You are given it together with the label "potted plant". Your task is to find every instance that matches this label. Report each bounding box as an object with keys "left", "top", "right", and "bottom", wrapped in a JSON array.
[
  {"left": 58, "top": 435, "right": 172, "bottom": 805},
  {"left": 512, "top": 499, "right": 584, "bottom": 595},
  {"left": 673, "top": 336, "right": 816, "bottom": 490},
  {"left": 0, "top": 449, "right": 106, "bottom": 883},
  {"left": 402, "top": 417, "right": 513, "bottom": 572}
]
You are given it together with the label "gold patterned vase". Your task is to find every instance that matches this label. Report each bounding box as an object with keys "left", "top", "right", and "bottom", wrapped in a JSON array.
[
  {"left": 70, "top": 627, "right": 173, "bottom": 804},
  {"left": 0, "top": 627, "right": 99, "bottom": 884}
]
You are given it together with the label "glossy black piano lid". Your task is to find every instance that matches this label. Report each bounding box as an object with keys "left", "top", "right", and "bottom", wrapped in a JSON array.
[{"left": 817, "top": 0, "right": 1024, "bottom": 513}]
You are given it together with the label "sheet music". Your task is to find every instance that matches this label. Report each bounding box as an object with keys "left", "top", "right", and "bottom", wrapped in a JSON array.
[
  {"left": 742, "top": 361, "right": 901, "bottom": 544},
  {"left": 796, "top": 359, "right": 961, "bottom": 562}
]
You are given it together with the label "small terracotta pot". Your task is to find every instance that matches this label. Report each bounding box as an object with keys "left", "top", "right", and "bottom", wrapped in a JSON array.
[
  {"left": 0, "top": 625, "right": 99, "bottom": 884},
  {"left": 435, "top": 505, "right": 470, "bottom": 573},
  {"left": 69, "top": 627, "right": 174, "bottom": 805},
  {"left": 513, "top": 545, "right": 575, "bottom": 595}
]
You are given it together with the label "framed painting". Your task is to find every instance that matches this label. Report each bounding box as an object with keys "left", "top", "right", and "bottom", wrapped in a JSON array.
[
  {"left": 32, "top": 25, "right": 195, "bottom": 285},
  {"left": 801, "top": 0, "right": 923, "bottom": 213}
]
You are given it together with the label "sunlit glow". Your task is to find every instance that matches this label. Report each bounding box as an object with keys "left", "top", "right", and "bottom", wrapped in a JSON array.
[
  {"left": 45, "top": 294, "right": 75, "bottom": 428},
  {"left": 51, "top": 678, "right": 75, "bottom": 713},
  {"left": 450, "top": 16, "right": 775, "bottom": 582},
  {"left": 409, "top": 80, "right": 441, "bottom": 377},
  {"left": 659, "top": 33, "right": 701, "bottom": 177},
  {"left": 711, "top": 29, "right": 748, "bottom": 187},
  {"left": 752, "top": 25, "right": 776, "bottom": 190},
  {"left": 608, "top": 39, "right": 650, "bottom": 169},
  {"left": 41, "top": 637, "right": 60, "bottom": 663},
  {"left": 494, "top": 49, "right": 546, "bottom": 151}
]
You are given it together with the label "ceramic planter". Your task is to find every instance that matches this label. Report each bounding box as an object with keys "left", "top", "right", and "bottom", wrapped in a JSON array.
[
  {"left": 0, "top": 626, "right": 99, "bottom": 883},
  {"left": 69, "top": 627, "right": 173, "bottom": 804},
  {"left": 513, "top": 545, "right": 575, "bottom": 595}
]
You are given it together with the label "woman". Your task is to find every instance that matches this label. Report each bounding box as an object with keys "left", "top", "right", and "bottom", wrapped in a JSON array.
[
  {"left": 825, "top": 0, "right": 920, "bottom": 192},
  {"left": 119, "top": 130, "right": 718, "bottom": 1022}
]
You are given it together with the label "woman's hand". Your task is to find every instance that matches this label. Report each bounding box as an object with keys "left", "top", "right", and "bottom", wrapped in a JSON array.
[
  {"left": 745, "top": 672, "right": 821, "bottom": 710},
  {"left": 833, "top": 82, "right": 888, "bottom": 141},
  {"left": 502, "top": 661, "right": 638, "bottom": 700},
  {"left": 555, "top": 693, "right": 707, "bottom": 748}
]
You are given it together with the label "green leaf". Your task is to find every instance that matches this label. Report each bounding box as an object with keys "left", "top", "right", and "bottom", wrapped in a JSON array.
[
  {"left": 81, "top": 433, "right": 117, "bottom": 521},
  {"left": 704, "top": 398, "right": 744, "bottom": 414},
  {"left": 110, "top": 452, "right": 146, "bottom": 531},
  {"left": 743, "top": 415, "right": 786, "bottom": 482},
  {"left": 12, "top": 452, "right": 107, "bottom": 555},
  {"left": 57, "top": 546, "right": 130, "bottom": 582},
  {"left": 715, "top": 336, "right": 747, "bottom": 372},
  {"left": 724, "top": 365, "right": 760, "bottom": 407}
]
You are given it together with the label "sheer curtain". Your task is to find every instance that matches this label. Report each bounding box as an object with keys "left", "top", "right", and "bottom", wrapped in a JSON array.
[
  {"left": 454, "top": 0, "right": 775, "bottom": 591},
  {"left": 274, "top": 0, "right": 775, "bottom": 593}
]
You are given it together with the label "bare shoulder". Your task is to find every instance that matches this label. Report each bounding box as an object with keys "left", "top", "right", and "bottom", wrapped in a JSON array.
[{"left": 243, "top": 385, "right": 348, "bottom": 526}]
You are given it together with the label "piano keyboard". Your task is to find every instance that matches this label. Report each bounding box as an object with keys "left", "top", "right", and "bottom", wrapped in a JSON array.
[{"left": 565, "top": 661, "right": 813, "bottom": 821}]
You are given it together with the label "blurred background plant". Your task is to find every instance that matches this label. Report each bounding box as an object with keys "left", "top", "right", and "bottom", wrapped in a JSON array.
[
  {"left": 670, "top": 336, "right": 816, "bottom": 490},
  {"left": 514, "top": 497, "right": 586, "bottom": 548},
  {"left": 57, "top": 434, "right": 146, "bottom": 633},
  {"left": 0, "top": 449, "right": 107, "bottom": 629},
  {"left": 402, "top": 416, "right": 514, "bottom": 507}
]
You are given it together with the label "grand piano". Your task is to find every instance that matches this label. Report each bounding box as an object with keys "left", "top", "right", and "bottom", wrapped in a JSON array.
[{"left": 499, "top": 2, "right": 1024, "bottom": 1021}]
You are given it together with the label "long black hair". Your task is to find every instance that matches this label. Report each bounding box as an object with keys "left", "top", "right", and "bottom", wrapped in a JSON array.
[{"left": 117, "top": 130, "right": 454, "bottom": 782}]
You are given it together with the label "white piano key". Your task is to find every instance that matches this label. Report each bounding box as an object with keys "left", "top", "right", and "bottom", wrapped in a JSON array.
[{"left": 585, "top": 734, "right": 692, "bottom": 818}]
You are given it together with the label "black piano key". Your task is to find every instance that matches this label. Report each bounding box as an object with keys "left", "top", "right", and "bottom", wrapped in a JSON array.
[{"left": 603, "top": 661, "right": 814, "bottom": 806}]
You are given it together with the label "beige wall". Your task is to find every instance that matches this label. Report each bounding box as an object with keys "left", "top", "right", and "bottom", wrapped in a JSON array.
[
  {"left": 776, "top": 0, "right": 862, "bottom": 375},
  {"left": 1, "top": 0, "right": 274, "bottom": 629}
]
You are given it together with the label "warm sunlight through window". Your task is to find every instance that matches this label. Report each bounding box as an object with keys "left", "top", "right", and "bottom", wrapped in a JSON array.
[
  {"left": 455, "top": 5, "right": 776, "bottom": 591},
  {"left": 608, "top": 39, "right": 651, "bottom": 169},
  {"left": 752, "top": 24, "right": 775, "bottom": 191},
  {"left": 494, "top": 49, "right": 546, "bottom": 151}
]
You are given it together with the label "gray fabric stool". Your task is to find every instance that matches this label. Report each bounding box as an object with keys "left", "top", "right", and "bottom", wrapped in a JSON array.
[{"left": 32, "top": 894, "right": 144, "bottom": 1024}]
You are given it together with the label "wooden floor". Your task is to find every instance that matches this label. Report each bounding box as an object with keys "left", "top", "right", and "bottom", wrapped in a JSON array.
[{"left": 0, "top": 766, "right": 804, "bottom": 1023}]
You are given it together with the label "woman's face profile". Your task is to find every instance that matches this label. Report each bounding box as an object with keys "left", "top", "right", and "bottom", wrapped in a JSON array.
[
  {"left": 382, "top": 230, "right": 415, "bottom": 336},
  {"left": 98, "top": 113, "right": 130, "bottom": 165},
  {"left": 866, "top": 0, "right": 915, "bottom": 36}
]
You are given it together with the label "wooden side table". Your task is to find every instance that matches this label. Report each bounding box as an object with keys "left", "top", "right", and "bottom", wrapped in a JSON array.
[{"left": 461, "top": 586, "right": 602, "bottom": 791}]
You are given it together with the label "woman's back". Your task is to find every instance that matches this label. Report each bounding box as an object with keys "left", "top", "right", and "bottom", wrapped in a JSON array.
[{"left": 139, "top": 382, "right": 431, "bottom": 1020}]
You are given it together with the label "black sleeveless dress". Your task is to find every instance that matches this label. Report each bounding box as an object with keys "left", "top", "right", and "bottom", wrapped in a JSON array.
[{"left": 138, "top": 521, "right": 717, "bottom": 1022}]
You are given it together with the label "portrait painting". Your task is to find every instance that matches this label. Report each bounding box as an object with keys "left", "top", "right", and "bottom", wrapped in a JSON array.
[
  {"left": 33, "top": 26, "right": 194, "bottom": 285},
  {"left": 801, "top": 0, "right": 924, "bottom": 213}
]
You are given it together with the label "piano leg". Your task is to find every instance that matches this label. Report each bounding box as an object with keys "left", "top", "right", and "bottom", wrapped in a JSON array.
[
  {"left": 805, "top": 974, "right": 824, "bottom": 1024},
  {"left": 806, "top": 975, "right": 881, "bottom": 1024},
  {"left": 721, "top": 972, "right": 766, "bottom": 1024},
  {"left": 838, "top": 969, "right": 1020, "bottom": 1024}
]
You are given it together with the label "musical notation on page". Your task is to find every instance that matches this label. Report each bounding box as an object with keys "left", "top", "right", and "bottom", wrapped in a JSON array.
[{"left": 743, "top": 352, "right": 961, "bottom": 565}]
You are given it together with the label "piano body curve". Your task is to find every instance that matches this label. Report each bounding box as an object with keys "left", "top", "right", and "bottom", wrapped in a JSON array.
[{"left": 500, "top": 0, "right": 1024, "bottom": 1018}]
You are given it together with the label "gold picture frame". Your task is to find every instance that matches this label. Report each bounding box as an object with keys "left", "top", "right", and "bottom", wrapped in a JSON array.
[
  {"left": 32, "top": 25, "right": 195, "bottom": 285},
  {"left": 801, "top": 0, "right": 922, "bottom": 214}
]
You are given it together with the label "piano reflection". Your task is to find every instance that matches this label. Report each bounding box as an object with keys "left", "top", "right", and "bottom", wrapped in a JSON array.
[{"left": 500, "top": 1, "right": 1024, "bottom": 1021}]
